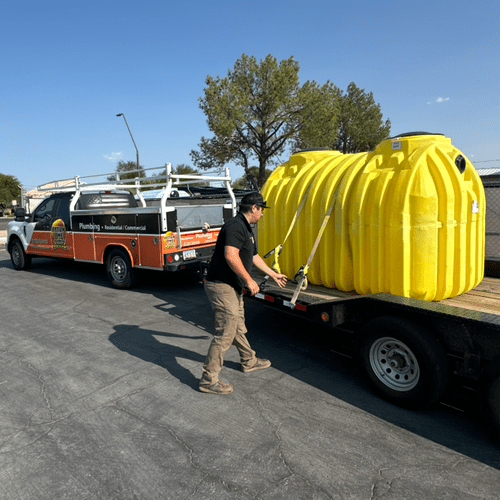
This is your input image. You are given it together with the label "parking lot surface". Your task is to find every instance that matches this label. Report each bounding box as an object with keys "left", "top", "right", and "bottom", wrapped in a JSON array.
[{"left": 1, "top": 250, "right": 499, "bottom": 499}]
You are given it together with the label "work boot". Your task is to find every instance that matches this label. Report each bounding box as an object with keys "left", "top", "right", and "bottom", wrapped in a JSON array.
[
  {"left": 241, "top": 358, "right": 271, "bottom": 373},
  {"left": 199, "top": 380, "right": 234, "bottom": 394}
]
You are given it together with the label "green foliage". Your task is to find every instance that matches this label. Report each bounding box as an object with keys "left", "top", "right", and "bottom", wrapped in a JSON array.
[
  {"left": 233, "top": 166, "right": 272, "bottom": 190},
  {"left": 173, "top": 164, "right": 199, "bottom": 175},
  {"left": 292, "top": 82, "right": 341, "bottom": 151},
  {"left": 172, "top": 163, "right": 204, "bottom": 187},
  {"left": 147, "top": 163, "right": 203, "bottom": 189},
  {"left": 0, "top": 173, "right": 21, "bottom": 206},
  {"left": 335, "top": 82, "right": 391, "bottom": 153},
  {"left": 107, "top": 160, "right": 146, "bottom": 182},
  {"left": 191, "top": 53, "right": 339, "bottom": 189},
  {"left": 150, "top": 163, "right": 199, "bottom": 182}
]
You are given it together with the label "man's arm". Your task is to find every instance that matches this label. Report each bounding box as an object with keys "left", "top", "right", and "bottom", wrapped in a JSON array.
[
  {"left": 224, "top": 246, "right": 260, "bottom": 295},
  {"left": 253, "top": 254, "right": 287, "bottom": 288}
]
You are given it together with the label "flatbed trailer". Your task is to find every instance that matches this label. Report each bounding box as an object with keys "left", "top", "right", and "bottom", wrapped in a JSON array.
[{"left": 245, "top": 272, "right": 500, "bottom": 437}]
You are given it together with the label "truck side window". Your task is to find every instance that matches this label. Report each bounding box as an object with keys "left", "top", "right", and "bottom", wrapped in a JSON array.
[
  {"left": 55, "top": 196, "right": 71, "bottom": 227},
  {"left": 34, "top": 198, "right": 56, "bottom": 222}
]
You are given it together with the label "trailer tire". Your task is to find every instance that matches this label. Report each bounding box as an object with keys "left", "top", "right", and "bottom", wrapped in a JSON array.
[
  {"left": 478, "top": 361, "right": 500, "bottom": 439},
  {"left": 357, "top": 316, "right": 449, "bottom": 409},
  {"left": 106, "top": 248, "right": 136, "bottom": 289},
  {"left": 9, "top": 239, "right": 32, "bottom": 271}
]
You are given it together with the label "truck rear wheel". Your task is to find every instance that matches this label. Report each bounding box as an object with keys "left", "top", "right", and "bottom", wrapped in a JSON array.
[
  {"left": 106, "top": 248, "right": 135, "bottom": 289},
  {"left": 357, "top": 316, "right": 449, "bottom": 409},
  {"left": 9, "top": 239, "right": 32, "bottom": 271}
]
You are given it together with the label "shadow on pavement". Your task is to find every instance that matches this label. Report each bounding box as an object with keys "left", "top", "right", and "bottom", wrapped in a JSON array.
[{"left": 109, "top": 325, "right": 209, "bottom": 391}]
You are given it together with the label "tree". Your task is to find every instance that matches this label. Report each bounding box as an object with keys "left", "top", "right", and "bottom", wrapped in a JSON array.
[
  {"left": 291, "top": 81, "right": 341, "bottom": 151},
  {"left": 335, "top": 82, "right": 391, "bottom": 153},
  {"left": 171, "top": 163, "right": 203, "bottom": 187},
  {"left": 232, "top": 166, "right": 272, "bottom": 190},
  {"left": 107, "top": 160, "right": 146, "bottom": 182},
  {"left": 191, "top": 53, "right": 339, "bottom": 189},
  {"left": 172, "top": 164, "right": 199, "bottom": 176},
  {"left": 150, "top": 163, "right": 199, "bottom": 182},
  {"left": 148, "top": 164, "right": 203, "bottom": 189},
  {"left": 0, "top": 173, "right": 21, "bottom": 207}
]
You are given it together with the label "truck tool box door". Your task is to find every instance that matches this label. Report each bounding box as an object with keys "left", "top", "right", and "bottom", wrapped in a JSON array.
[
  {"left": 93, "top": 212, "right": 139, "bottom": 265},
  {"left": 137, "top": 211, "right": 162, "bottom": 268}
]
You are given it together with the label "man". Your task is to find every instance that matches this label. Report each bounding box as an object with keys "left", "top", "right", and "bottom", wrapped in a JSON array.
[{"left": 199, "top": 192, "right": 287, "bottom": 394}]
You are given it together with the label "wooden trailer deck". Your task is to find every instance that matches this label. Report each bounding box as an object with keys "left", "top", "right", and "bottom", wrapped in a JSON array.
[{"left": 254, "top": 272, "right": 500, "bottom": 317}]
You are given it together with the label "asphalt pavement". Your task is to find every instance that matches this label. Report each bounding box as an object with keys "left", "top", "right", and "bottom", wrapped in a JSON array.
[{"left": 1, "top": 250, "right": 500, "bottom": 499}]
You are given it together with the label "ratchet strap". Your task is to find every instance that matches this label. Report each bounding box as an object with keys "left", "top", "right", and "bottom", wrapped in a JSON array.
[
  {"left": 290, "top": 189, "right": 339, "bottom": 306},
  {"left": 259, "top": 184, "right": 312, "bottom": 289}
]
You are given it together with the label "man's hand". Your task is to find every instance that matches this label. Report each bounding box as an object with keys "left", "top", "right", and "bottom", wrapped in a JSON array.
[
  {"left": 272, "top": 272, "right": 287, "bottom": 288},
  {"left": 246, "top": 278, "right": 260, "bottom": 296},
  {"left": 252, "top": 254, "right": 288, "bottom": 289}
]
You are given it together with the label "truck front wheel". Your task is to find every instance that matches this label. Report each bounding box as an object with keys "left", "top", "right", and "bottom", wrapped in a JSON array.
[
  {"left": 9, "top": 239, "right": 32, "bottom": 271},
  {"left": 106, "top": 248, "right": 135, "bottom": 289},
  {"left": 357, "top": 316, "right": 449, "bottom": 409}
]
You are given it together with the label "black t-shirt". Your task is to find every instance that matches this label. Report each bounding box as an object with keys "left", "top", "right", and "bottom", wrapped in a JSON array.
[{"left": 206, "top": 212, "right": 258, "bottom": 292}]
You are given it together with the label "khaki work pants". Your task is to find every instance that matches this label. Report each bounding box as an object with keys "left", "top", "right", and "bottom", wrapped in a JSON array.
[{"left": 200, "top": 280, "right": 257, "bottom": 385}]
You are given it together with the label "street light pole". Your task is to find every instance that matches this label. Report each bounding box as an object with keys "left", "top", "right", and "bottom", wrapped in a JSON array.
[{"left": 116, "top": 113, "right": 140, "bottom": 178}]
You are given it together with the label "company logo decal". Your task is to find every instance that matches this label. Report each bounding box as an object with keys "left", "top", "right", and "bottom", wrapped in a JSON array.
[
  {"left": 163, "top": 231, "right": 176, "bottom": 249},
  {"left": 52, "top": 219, "right": 68, "bottom": 249}
]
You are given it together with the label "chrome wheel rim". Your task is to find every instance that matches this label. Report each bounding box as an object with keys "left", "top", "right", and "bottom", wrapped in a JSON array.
[{"left": 369, "top": 337, "right": 420, "bottom": 392}]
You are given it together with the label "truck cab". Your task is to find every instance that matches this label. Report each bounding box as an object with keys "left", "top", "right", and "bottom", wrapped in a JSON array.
[{"left": 8, "top": 192, "right": 74, "bottom": 259}]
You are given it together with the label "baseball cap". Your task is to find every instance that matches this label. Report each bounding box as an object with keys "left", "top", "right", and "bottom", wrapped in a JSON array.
[{"left": 240, "top": 192, "right": 269, "bottom": 209}]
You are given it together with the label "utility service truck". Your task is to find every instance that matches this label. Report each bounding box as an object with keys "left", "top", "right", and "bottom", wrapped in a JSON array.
[{"left": 7, "top": 164, "right": 244, "bottom": 289}]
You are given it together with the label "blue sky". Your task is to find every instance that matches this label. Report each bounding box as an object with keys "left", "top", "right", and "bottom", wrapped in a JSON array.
[{"left": 1, "top": 0, "right": 498, "bottom": 190}]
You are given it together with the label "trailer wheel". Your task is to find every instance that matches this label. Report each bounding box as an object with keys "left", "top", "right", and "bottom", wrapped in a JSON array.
[
  {"left": 357, "top": 316, "right": 449, "bottom": 408},
  {"left": 106, "top": 248, "right": 135, "bottom": 289},
  {"left": 478, "top": 361, "right": 500, "bottom": 439},
  {"left": 9, "top": 239, "right": 32, "bottom": 271}
]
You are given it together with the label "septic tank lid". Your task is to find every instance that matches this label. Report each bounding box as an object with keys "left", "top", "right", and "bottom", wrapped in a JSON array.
[
  {"left": 294, "top": 147, "right": 333, "bottom": 153},
  {"left": 389, "top": 132, "right": 444, "bottom": 139}
]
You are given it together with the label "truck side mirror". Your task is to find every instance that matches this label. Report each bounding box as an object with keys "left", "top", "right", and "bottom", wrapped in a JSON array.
[{"left": 15, "top": 208, "right": 26, "bottom": 221}]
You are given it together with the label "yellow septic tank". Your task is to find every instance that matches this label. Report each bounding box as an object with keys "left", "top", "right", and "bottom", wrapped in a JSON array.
[{"left": 259, "top": 133, "right": 485, "bottom": 301}]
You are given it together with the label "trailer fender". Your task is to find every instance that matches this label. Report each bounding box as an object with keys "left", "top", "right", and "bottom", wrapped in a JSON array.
[{"left": 356, "top": 315, "right": 449, "bottom": 409}]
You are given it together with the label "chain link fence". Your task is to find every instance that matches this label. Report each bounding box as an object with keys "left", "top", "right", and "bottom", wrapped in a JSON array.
[{"left": 481, "top": 174, "right": 500, "bottom": 277}]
